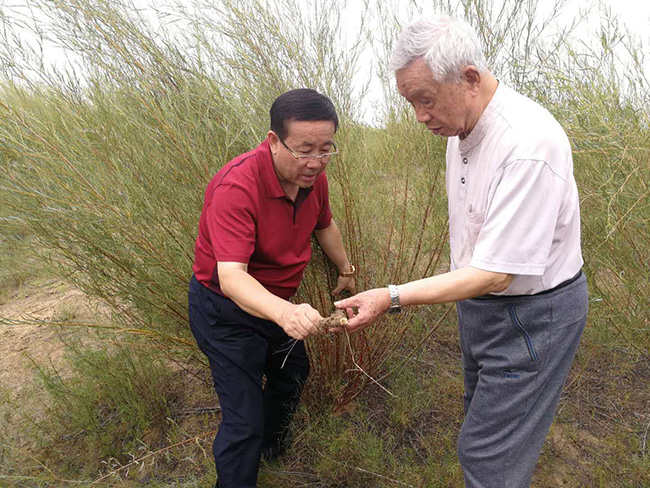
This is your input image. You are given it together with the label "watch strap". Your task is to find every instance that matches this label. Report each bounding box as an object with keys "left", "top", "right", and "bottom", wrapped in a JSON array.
[
  {"left": 339, "top": 264, "right": 356, "bottom": 277},
  {"left": 388, "top": 284, "right": 401, "bottom": 313}
]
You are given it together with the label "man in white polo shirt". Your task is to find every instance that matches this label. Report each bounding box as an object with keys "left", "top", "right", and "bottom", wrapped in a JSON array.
[{"left": 334, "top": 15, "right": 588, "bottom": 488}]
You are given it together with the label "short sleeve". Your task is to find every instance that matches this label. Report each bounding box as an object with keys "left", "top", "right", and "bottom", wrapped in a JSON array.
[
  {"left": 206, "top": 184, "right": 256, "bottom": 263},
  {"left": 470, "top": 159, "right": 565, "bottom": 275},
  {"left": 315, "top": 174, "right": 332, "bottom": 230}
]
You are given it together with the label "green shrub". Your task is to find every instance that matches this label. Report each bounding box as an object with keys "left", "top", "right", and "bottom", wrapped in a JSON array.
[{"left": 31, "top": 339, "right": 178, "bottom": 474}]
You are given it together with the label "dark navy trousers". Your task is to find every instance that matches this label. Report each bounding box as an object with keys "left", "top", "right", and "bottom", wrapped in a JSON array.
[{"left": 188, "top": 275, "right": 310, "bottom": 488}]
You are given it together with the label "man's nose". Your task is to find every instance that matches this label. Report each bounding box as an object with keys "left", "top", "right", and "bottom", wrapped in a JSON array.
[
  {"left": 306, "top": 158, "right": 323, "bottom": 169},
  {"left": 415, "top": 107, "right": 432, "bottom": 123}
]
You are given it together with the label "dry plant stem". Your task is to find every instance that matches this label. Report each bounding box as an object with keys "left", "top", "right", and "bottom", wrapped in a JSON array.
[
  {"left": 0, "top": 316, "right": 195, "bottom": 348},
  {"left": 642, "top": 419, "right": 650, "bottom": 457},
  {"left": 90, "top": 430, "right": 217, "bottom": 485},
  {"left": 0, "top": 475, "right": 87, "bottom": 485},
  {"left": 559, "top": 348, "right": 600, "bottom": 407},
  {"left": 0, "top": 443, "right": 57, "bottom": 479},
  {"left": 344, "top": 329, "right": 395, "bottom": 397},
  {"left": 376, "top": 305, "right": 453, "bottom": 383},
  {"left": 603, "top": 310, "right": 649, "bottom": 359},
  {"left": 0, "top": 6, "right": 647, "bottom": 485},
  {"left": 316, "top": 450, "right": 414, "bottom": 487},
  {"left": 280, "top": 339, "right": 299, "bottom": 369}
]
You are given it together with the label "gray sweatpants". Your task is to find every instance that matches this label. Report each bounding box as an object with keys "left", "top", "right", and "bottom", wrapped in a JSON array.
[{"left": 456, "top": 272, "right": 588, "bottom": 488}]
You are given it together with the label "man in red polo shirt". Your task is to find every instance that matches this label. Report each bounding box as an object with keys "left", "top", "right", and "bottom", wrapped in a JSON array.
[{"left": 189, "top": 89, "right": 355, "bottom": 488}]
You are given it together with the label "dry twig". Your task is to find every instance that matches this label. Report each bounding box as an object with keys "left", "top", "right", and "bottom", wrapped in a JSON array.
[{"left": 90, "top": 430, "right": 216, "bottom": 485}]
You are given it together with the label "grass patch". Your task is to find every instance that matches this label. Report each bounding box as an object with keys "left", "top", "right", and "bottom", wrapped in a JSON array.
[{"left": 23, "top": 340, "right": 181, "bottom": 479}]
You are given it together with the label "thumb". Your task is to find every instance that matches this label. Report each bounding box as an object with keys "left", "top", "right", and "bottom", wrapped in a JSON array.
[{"left": 332, "top": 283, "right": 344, "bottom": 296}]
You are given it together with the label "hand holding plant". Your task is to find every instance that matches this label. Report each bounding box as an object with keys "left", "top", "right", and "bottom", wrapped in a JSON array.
[{"left": 334, "top": 288, "right": 391, "bottom": 333}]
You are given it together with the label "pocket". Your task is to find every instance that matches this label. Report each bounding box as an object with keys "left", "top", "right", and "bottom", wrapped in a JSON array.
[
  {"left": 459, "top": 207, "right": 486, "bottom": 265},
  {"left": 196, "top": 282, "right": 223, "bottom": 326},
  {"left": 507, "top": 304, "right": 539, "bottom": 363}
]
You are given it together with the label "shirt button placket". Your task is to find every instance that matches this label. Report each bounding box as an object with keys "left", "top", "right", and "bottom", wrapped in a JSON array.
[{"left": 459, "top": 156, "right": 469, "bottom": 202}]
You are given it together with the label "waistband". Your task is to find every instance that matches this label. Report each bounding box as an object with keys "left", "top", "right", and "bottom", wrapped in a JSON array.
[{"left": 473, "top": 269, "right": 584, "bottom": 301}]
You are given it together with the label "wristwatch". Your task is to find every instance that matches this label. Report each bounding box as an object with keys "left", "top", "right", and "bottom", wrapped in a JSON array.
[
  {"left": 339, "top": 264, "right": 356, "bottom": 277},
  {"left": 388, "top": 284, "right": 401, "bottom": 314}
]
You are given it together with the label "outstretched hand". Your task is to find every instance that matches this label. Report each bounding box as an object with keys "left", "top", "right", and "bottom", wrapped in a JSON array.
[{"left": 333, "top": 287, "right": 391, "bottom": 333}]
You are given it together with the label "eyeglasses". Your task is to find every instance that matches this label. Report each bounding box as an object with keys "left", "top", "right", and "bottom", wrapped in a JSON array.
[{"left": 279, "top": 138, "right": 338, "bottom": 161}]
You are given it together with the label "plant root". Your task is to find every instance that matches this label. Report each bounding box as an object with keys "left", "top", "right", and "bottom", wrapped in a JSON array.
[{"left": 319, "top": 310, "right": 348, "bottom": 330}]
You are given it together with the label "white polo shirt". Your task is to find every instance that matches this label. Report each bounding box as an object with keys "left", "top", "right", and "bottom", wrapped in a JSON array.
[{"left": 446, "top": 83, "right": 583, "bottom": 295}]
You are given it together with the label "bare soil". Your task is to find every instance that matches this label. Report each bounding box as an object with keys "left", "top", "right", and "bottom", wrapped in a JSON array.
[
  {"left": 0, "top": 281, "right": 94, "bottom": 393},
  {"left": 0, "top": 280, "right": 104, "bottom": 456}
]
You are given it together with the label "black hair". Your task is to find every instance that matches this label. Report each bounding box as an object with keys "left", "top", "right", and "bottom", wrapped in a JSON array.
[{"left": 270, "top": 89, "right": 339, "bottom": 140}]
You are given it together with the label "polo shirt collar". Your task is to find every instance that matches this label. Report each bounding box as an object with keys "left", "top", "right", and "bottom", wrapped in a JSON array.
[
  {"left": 459, "top": 82, "right": 504, "bottom": 153},
  {"left": 257, "top": 139, "right": 314, "bottom": 201}
]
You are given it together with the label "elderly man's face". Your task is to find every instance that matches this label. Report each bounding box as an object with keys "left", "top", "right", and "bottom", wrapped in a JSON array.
[{"left": 396, "top": 59, "right": 478, "bottom": 139}]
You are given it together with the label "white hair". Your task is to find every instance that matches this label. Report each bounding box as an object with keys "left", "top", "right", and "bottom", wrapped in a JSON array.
[{"left": 389, "top": 15, "right": 488, "bottom": 83}]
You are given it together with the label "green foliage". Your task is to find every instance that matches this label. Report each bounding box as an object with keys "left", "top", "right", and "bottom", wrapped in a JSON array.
[
  {"left": 0, "top": 234, "right": 34, "bottom": 304},
  {"left": 0, "top": 178, "right": 45, "bottom": 303},
  {"left": 257, "top": 350, "right": 466, "bottom": 487},
  {"left": 31, "top": 340, "right": 177, "bottom": 473}
]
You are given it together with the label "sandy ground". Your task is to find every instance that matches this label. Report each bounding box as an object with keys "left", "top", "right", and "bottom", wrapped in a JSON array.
[{"left": 0, "top": 281, "right": 97, "bottom": 396}]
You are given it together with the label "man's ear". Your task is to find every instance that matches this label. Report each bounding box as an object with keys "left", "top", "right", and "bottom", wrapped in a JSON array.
[
  {"left": 462, "top": 65, "right": 482, "bottom": 94},
  {"left": 267, "top": 130, "right": 280, "bottom": 154}
]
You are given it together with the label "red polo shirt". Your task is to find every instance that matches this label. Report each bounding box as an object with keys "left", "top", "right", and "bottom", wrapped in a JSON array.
[{"left": 192, "top": 140, "right": 332, "bottom": 299}]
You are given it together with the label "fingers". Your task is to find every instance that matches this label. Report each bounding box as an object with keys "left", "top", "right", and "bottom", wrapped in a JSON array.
[
  {"left": 333, "top": 288, "right": 390, "bottom": 333},
  {"left": 319, "top": 306, "right": 372, "bottom": 334},
  {"left": 281, "top": 299, "right": 372, "bottom": 338},
  {"left": 334, "top": 295, "right": 360, "bottom": 310},
  {"left": 343, "top": 308, "right": 369, "bottom": 331},
  {"left": 329, "top": 315, "right": 371, "bottom": 334},
  {"left": 285, "top": 329, "right": 304, "bottom": 341},
  {"left": 282, "top": 319, "right": 307, "bottom": 340},
  {"left": 303, "top": 306, "right": 323, "bottom": 333},
  {"left": 344, "top": 315, "right": 372, "bottom": 333},
  {"left": 331, "top": 295, "right": 364, "bottom": 332},
  {"left": 327, "top": 307, "right": 358, "bottom": 333},
  {"left": 332, "top": 277, "right": 355, "bottom": 297},
  {"left": 339, "top": 284, "right": 357, "bottom": 296},
  {"left": 281, "top": 304, "right": 322, "bottom": 340}
]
